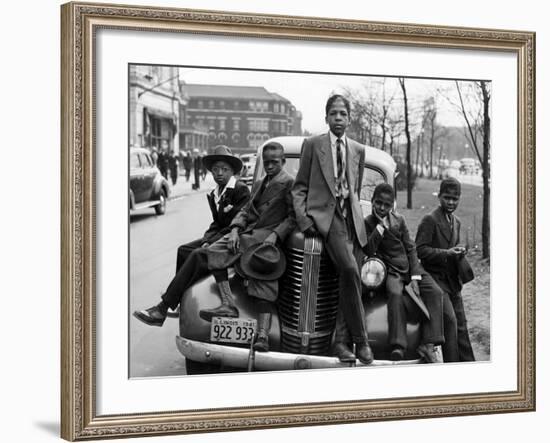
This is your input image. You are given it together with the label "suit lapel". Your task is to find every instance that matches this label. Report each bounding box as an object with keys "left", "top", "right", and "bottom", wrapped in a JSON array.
[
  {"left": 346, "top": 139, "right": 359, "bottom": 191},
  {"left": 317, "top": 133, "right": 336, "bottom": 197},
  {"left": 258, "top": 171, "right": 287, "bottom": 205}
]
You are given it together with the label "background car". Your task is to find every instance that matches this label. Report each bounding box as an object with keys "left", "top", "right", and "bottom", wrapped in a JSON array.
[
  {"left": 129, "top": 147, "right": 170, "bottom": 215},
  {"left": 238, "top": 153, "right": 257, "bottom": 185}
]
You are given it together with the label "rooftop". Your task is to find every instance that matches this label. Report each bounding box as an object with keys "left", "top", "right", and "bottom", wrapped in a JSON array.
[{"left": 183, "top": 84, "right": 290, "bottom": 102}]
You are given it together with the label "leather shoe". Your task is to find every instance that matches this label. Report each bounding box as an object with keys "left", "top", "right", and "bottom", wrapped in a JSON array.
[
  {"left": 199, "top": 304, "right": 239, "bottom": 322},
  {"left": 356, "top": 343, "right": 374, "bottom": 364},
  {"left": 390, "top": 346, "right": 405, "bottom": 361},
  {"left": 133, "top": 305, "right": 167, "bottom": 327},
  {"left": 334, "top": 342, "right": 356, "bottom": 363},
  {"left": 417, "top": 343, "right": 443, "bottom": 363}
]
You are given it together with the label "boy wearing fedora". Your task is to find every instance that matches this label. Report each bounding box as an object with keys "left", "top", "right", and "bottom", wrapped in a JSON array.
[
  {"left": 416, "top": 177, "right": 476, "bottom": 361},
  {"left": 175, "top": 145, "right": 250, "bottom": 272},
  {"left": 134, "top": 142, "right": 295, "bottom": 353},
  {"left": 291, "top": 94, "right": 373, "bottom": 364}
]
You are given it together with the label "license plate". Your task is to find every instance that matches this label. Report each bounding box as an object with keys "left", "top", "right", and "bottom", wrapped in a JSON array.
[{"left": 210, "top": 317, "right": 257, "bottom": 344}]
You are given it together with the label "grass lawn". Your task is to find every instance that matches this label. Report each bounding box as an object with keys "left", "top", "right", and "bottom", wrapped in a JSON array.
[{"left": 395, "top": 178, "right": 490, "bottom": 361}]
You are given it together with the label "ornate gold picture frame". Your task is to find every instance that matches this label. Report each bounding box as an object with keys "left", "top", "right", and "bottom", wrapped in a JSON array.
[{"left": 61, "top": 1, "right": 535, "bottom": 440}]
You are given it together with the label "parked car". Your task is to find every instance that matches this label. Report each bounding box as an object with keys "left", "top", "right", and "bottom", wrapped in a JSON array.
[
  {"left": 129, "top": 147, "right": 170, "bottom": 215},
  {"left": 238, "top": 153, "right": 257, "bottom": 185},
  {"left": 460, "top": 157, "right": 476, "bottom": 175},
  {"left": 176, "top": 136, "right": 425, "bottom": 374}
]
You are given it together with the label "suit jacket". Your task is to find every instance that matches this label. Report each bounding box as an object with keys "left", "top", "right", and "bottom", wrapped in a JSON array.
[
  {"left": 364, "top": 212, "right": 423, "bottom": 278},
  {"left": 415, "top": 206, "right": 462, "bottom": 293},
  {"left": 231, "top": 169, "right": 296, "bottom": 244},
  {"left": 207, "top": 169, "right": 296, "bottom": 302},
  {"left": 203, "top": 179, "right": 251, "bottom": 244},
  {"left": 291, "top": 133, "right": 368, "bottom": 247}
]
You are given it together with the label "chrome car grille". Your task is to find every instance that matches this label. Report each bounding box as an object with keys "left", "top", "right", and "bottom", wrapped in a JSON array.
[{"left": 279, "top": 236, "right": 339, "bottom": 355}]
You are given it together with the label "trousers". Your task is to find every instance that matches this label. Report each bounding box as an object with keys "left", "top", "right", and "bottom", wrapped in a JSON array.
[
  {"left": 325, "top": 206, "right": 368, "bottom": 344},
  {"left": 162, "top": 248, "right": 210, "bottom": 310}
]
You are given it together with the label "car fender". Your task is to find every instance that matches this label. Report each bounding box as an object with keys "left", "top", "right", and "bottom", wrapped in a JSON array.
[{"left": 152, "top": 174, "right": 170, "bottom": 200}]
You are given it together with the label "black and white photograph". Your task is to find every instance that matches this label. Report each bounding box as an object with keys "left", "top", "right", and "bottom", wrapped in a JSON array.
[{"left": 129, "top": 64, "right": 491, "bottom": 378}]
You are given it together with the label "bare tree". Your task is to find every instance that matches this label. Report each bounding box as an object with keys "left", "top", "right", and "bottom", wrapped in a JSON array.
[
  {"left": 399, "top": 77, "right": 413, "bottom": 209},
  {"left": 455, "top": 80, "right": 491, "bottom": 258}
]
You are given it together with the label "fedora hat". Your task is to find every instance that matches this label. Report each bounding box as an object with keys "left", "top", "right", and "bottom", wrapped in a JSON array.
[
  {"left": 202, "top": 145, "right": 243, "bottom": 174},
  {"left": 237, "top": 243, "right": 286, "bottom": 281}
]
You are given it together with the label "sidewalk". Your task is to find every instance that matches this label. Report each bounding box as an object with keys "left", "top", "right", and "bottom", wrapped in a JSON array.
[{"left": 168, "top": 172, "right": 216, "bottom": 200}]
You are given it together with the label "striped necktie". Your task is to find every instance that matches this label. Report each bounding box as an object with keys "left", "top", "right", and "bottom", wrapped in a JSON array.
[{"left": 336, "top": 138, "right": 346, "bottom": 214}]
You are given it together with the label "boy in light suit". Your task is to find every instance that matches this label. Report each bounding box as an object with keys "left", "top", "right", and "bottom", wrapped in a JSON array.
[{"left": 292, "top": 94, "right": 373, "bottom": 364}]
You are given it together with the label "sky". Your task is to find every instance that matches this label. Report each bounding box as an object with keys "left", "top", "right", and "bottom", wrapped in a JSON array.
[{"left": 178, "top": 66, "right": 484, "bottom": 135}]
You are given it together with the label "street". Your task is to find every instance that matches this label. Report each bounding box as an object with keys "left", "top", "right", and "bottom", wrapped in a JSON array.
[{"left": 129, "top": 190, "right": 213, "bottom": 377}]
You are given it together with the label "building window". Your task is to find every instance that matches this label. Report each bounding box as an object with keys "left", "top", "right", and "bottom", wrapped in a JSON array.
[
  {"left": 233, "top": 119, "right": 240, "bottom": 131},
  {"left": 234, "top": 101, "right": 239, "bottom": 110},
  {"left": 280, "top": 104, "right": 286, "bottom": 114},
  {"left": 274, "top": 103, "right": 279, "bottom": 113},
  {"left": 232, "top": 133, "right": 240, "bottom": 144},
  {"left": 219, "top": 118, "right": 226, "bottom": 131},
  {"left": 208, "top": 100, "right": 215, "bottom": 109},
  {"left": 249, "top": 101, "right": 255, "bottom": 111},
  {"left": 218, "top": 132, "right": 227, "bottom": 142},
  {"left": 208, "top": 118, "right": 215, "bottom": 130},
  {"left": 197, "top": 100, "right": 203, "bottom": 109},
  {"left": 220, "top": 100, "right": 225, "bottom": 109},
  {"left": 209, "top": 132, "right": 216, "bottom": 141}
]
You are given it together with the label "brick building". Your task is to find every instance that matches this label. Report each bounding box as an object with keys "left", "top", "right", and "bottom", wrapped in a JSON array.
[{"left": 180, "top": 83, "right": 303, "bottom": 154}]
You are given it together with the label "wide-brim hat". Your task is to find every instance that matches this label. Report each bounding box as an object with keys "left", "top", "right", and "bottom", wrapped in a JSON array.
[
  {"left": 237, "top": 243, "right": 286, "bottom": 281},
  {"left": 202, "top": 145, "right": 243, "bottom": 174}
]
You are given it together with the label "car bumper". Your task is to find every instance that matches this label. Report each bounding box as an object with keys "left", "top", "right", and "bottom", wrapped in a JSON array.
[{"left": 176, "top": 336, "right": 421, "bottom": 371}]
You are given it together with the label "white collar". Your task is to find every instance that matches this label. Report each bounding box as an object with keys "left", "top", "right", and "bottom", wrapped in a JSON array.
[
  {"left": 212, "top": 175, "right": 236, "bottom": 202},
  {"left": 329, "top": 131, "right": 347, "bottom": 146}
]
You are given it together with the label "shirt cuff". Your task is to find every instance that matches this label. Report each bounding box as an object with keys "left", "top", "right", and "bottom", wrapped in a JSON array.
[{"left": 411, "top": 275, "right": 422, "bottom": 281}]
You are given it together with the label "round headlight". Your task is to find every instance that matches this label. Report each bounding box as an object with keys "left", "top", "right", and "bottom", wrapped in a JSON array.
[{"left": 361, "top": 257, "right": 387, "bottom": 290}]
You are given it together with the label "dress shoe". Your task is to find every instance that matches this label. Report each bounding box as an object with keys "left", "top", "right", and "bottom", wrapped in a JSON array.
[
  {"left": 133, "top": 305, "right": 167, "bottom": 327},
  {"left": 199, "top": 304, "right": 239, "bottom": 322},
  {"left": 417, "top": 343, "right": 443, "bottom": 363},
  {"left": 334, "top": 342, "right": 356, "bottom": 363},
  {"left": 390, "top": 346, "right": 405, "bottom": 361},
  {"left": 253, "top": 333, "right": 269, "bottom": 352},
  {"left": 356, "top": 343, "right": 374, "bottom": 364},
  {"left": 253, "top": 313, "right": 272, "bottom": 352}
]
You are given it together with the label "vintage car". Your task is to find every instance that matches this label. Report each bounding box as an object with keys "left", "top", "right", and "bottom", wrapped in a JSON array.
[
  {"left": 129, "top": 147, "right": 170, "bottom": 215},
  {"left": 238, "top": 153, "right": 257, "bottom": 186},
  {"left": 175, "top": 136, "right": 425, "bottom": 374}
]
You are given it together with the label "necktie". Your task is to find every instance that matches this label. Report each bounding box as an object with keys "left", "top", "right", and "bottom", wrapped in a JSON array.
[
  {"left": 336, "top": 138, "right": 344, "bottom": 182},
  {"left": 336, "top": 138, "right": 346, "bottom": 215}
]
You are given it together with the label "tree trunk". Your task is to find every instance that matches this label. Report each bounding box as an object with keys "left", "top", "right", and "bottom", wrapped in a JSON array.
[
  {"left": 399, "top": 78, "right": 413, "bottom": 209},
  {"left": 481, "top": 81, "right": 491, "bottom": 259}
]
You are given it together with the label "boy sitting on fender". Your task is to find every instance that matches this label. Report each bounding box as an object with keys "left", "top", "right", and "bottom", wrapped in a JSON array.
[{"left": 363, "top": 183, "right": 456, "bottom": 362}]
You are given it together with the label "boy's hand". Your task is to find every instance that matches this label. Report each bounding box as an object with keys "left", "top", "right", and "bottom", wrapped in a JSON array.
[
  {"left": 449, "top": 246, "right": 466, "bottom": 257},
  {"left": 227, "top": 229, "right": 240, "bottom": 253}
]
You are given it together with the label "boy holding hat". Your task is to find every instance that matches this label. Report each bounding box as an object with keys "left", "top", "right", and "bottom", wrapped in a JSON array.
[{"left": 416, "top": 177, "right": 475, "bottom": 361}]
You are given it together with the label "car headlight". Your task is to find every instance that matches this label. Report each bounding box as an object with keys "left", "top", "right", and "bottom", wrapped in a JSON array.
[{"left": 361, "top": 257, "right": 387, "bottom": 290}]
